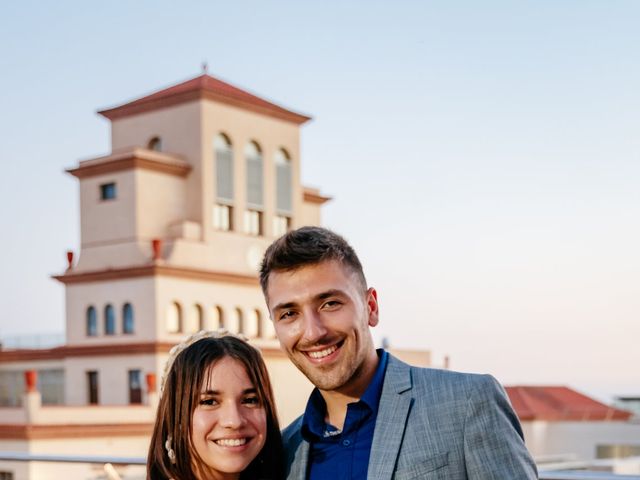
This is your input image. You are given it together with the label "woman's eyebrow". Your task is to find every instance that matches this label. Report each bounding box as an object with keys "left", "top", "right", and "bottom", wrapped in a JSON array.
[{"left": 200, "top": 388, "right": 258, "bottom": 395}]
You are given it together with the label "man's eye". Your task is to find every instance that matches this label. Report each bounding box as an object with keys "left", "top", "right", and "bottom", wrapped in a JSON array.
[
  {"left": 322, "top": 300, "right": 341, "bottom": 309},
  {"left": 279, "top": 310, "right": 297, "bottom": 321}
]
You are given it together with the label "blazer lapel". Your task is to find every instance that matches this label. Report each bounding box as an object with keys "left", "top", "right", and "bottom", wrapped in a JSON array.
[
  {"left": 287, "top": 437, "right": 310, "bottom": 480},
  {"left": 367, "top": 356, "right": 413, "bottom": 480}
]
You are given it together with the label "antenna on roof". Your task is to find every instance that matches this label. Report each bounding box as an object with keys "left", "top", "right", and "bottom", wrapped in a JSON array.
[{"left": 201, "top": 62, "right": 208, "bottom": 75}]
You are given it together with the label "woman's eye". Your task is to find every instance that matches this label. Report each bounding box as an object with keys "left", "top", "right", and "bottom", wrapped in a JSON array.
[
  {"left": 243, "top": 395, "right": 261, "bottom": 406},
  {"left": 199, "top": 397, "right": 218, "bottom": 406}
]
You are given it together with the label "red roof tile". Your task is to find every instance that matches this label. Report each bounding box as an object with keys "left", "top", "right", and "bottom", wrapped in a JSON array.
[
  {"left": 98, "top": 74, "right": 311, "bottom": 125},
  {"left": 505, "top": 386, "right": 632, "bottom": 421}
]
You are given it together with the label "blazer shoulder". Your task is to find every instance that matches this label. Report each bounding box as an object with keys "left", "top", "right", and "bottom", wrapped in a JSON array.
[
  {"left": 387, "top": 354, "right": 503, "bottom": 402},
  {"left": 282, "top": 414, "right": 305, "bottom": 448}
]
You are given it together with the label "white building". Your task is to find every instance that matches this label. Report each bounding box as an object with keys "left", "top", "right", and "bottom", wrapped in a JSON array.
[{"left": 506, "top": 385, "right": 640, "bottom": 466}]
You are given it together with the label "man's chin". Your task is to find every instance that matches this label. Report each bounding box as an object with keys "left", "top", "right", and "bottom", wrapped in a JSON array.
[{"left": 299, "top": 365, "right": 350, "bottom": 391}]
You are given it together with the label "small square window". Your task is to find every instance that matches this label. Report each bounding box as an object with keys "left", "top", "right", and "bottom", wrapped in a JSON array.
[{"left": 100, "top": 182, "right": 117, "bottom": 200}]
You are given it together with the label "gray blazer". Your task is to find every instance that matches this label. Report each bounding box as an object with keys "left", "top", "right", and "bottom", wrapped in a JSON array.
[{"left": 282, "top": 355, "right": 538, "bottom": 479}]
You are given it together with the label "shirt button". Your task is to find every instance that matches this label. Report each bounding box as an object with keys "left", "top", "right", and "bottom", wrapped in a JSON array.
[{"left": 342, "top": 440, "right": 351, "bottom": 446}]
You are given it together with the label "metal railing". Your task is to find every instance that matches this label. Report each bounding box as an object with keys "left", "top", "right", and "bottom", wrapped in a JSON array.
[
  {"left": 0, "top": 452, "right": 145, "bottom": 480},
  {"left": 2, "top": 452, "right": 640, "bottom": 480},
  {"left": 540, "top": 473, "right": 640, "bottom": 480},
  {"left": 0, "top": 333, "right": 65, "bottom": 349}
]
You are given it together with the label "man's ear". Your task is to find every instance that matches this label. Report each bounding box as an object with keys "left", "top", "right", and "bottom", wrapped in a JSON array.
[{"left": 366, "top": 288, "right": 379, "bottom": 327}]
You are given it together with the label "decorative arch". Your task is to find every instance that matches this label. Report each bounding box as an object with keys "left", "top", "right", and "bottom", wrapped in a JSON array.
[
  {"left": 148, "top": 136, "right": 163, "bottom": 151},
  {"left": 104, "top": 304, "right": 116, "bottom": 335},
  {"left": 186, "top": 304, "right": 203, "bottom": 333},
  {"left": 209, "top": 305, "right": 224, "bottom": 330},
  {"left": 122, "top": 303, "right": 134, "bottom": 334},
  {"left": 86, "top": 306, "right": 97, "bottom": 336},
  {"left": 244, "top": 309, "right": 261, "bottom": 338},
  {"left": 213, "top": 133, "right": 234, "bottom": 231},
  {"left": 245, "top": 141, "right": 264, "bottom": 235},
  {"left": 166, "top": 302, "right": 182, "bottom": 333}
]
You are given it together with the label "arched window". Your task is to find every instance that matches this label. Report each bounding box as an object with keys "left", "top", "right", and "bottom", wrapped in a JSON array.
[
  {"left": 122, "top": 303, "right": 134, "bottom": 334},
  {"left": 186, "top": 304, "right": 203, "bottom": 333},
  {"left": 274, "top": 148, "right": 292, "bottom": 236},
  {"left": 104, "top": 304, "right": 116, "bottom": 335},
  {"left": 209, "top": 305, "right": 224, "bottom": 330},
  {"left": 214, "top": 133, "right": 234, "bottom": 231},
  {"left": 245, "top": 309, "right": 261, "bottom": 338},
  {"left": 244, "top": 141, "right": 263, "bottom": 235},
  {"left": 86, "top": 306, "right": 98, "bottom": 336},
  {"left": 148, "top": 136, "right": 163, "bottom": 151},
  {"left": 235, "top": 307, "right": 244, "bottom": 334},
  {"left": 166, "top": 302, "right": 182, "bottom": 333}
]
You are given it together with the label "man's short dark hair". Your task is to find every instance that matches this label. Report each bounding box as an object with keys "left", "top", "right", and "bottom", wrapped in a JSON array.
[{"left": 259, "top": 226, "right": 367, "bottom": 295}]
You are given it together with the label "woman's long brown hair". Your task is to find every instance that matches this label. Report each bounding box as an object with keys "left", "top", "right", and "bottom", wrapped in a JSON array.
[{"left": 147, "top": 336, "right": 284, "bottom": 479}]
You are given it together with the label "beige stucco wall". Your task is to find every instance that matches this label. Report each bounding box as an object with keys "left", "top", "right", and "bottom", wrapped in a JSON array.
[
  {"left": 154, "top": 275, "right": 270, "bottom": 342},
  {"left": 65, "top": 277, "right": 155, "bottom": 344},
  {"left": 135, "top": 168, "right": 188, "bottom": 241},
  {"left": 77, "top": 169, "right": 137, "bottom": 250},
  {"left": 75, "top": 167, "right": 188, "bottom": 272},
  {"left": 299, "top": 198, "right": 323, "bottom": 227},
  {"left": 64, "top": 354, "right": 157, "bottom": 406},
  {"left": 111, "top": 102, "right": 203, "bottom": 225}
]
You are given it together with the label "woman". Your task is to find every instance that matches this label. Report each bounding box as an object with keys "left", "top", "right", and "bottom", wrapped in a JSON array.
[{"left": 147, "top": 330, "right": 284, "bottom": 479}]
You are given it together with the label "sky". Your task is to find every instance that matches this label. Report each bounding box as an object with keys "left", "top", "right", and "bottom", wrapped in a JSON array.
[{"left": 1, "top": 1, "right": 639, "bottom": 402}]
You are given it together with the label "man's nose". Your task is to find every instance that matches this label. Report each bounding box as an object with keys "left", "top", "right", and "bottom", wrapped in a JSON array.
[
  {"left": 220, "top": 402, "right": 246, "bottom": 429},
  {"left": 301, "top": 310, "right": 328, "bottom": 344}
]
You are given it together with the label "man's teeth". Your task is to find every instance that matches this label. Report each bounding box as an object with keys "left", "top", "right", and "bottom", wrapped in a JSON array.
[
  {"left": 215, "top": 438, "right": 247, "bottom": 447},
  {"left": 308, "top": 345, "right": 338, "bottom": 359}
]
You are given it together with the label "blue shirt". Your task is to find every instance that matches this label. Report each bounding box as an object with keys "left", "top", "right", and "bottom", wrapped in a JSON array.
[{"left": 301, "top": 349, "right": 389, "bottom": 480}]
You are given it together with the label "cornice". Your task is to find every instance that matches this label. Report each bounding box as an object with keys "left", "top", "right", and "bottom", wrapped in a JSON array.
[
  {"left": 53, "top": 264, "right": 259, "bottom": 286},
  {"left": 303, "top": 188, "right": 332, "bottom": 205},
  {"left": 67, "top": 150, "right": 191, "bottom": 179},
  {"left": 0, "top": 342, "right": 175, "bottom": 362},
  {"left": 0, "top": 341, "right": 285, "bottom": 363},
  {"left": 0, "top": 423, "right": 153, "bottom": 440},
  {"left": 99, "top": 89, "right": 311, "bottom": 125}
]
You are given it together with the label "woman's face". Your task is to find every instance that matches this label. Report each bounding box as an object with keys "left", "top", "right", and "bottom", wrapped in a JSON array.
[{"left": 191, "top": 356, "right": 267, "bottom": 479}]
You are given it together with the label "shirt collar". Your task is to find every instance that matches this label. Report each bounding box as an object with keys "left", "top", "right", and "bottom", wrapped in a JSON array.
[{"left": 301, "top": 349, "right": 389, "bottom": 439}]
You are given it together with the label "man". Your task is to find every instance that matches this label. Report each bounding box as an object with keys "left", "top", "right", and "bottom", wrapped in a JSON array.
[{"left": 260, "top": 226, "right": 538, "bottom": 479}]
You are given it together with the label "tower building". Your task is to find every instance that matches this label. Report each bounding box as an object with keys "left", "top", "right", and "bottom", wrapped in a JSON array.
[
  {"left": 0, "top": 72, "right": 428, "bottom": 480},
  {"left": 0, "top": 72, "right": 330, "bottom": 479}
]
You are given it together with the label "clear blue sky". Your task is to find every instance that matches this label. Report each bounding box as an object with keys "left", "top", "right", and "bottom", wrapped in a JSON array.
[{"left": 1, "top": 1, "right": 639, "bottom": 401}]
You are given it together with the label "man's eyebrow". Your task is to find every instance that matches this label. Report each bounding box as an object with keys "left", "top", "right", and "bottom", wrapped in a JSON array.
[
  {"left": 272, "top": 301, "right": 297, "bottom": 312},
  {"left": 273, "top": 289, "right": 346, "bottom": 311},
  {"left": 316, "top": 289, "right": 345, "bottom": 300}
]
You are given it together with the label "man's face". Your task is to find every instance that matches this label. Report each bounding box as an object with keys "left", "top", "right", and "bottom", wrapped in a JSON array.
[{"left": 266, "top": 260, "right": 379, "bottom": 393}]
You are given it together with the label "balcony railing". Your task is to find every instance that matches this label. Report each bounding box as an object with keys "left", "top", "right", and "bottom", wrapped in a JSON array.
[
  {"left": 540, "top": 473, "right": 640, "bottom": 479},
  {"left": 0, "top": 333, "right": 64, "bottom": 349},
  {"left": 1, "top": 452, "right": 640, "bottom": 480}
]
